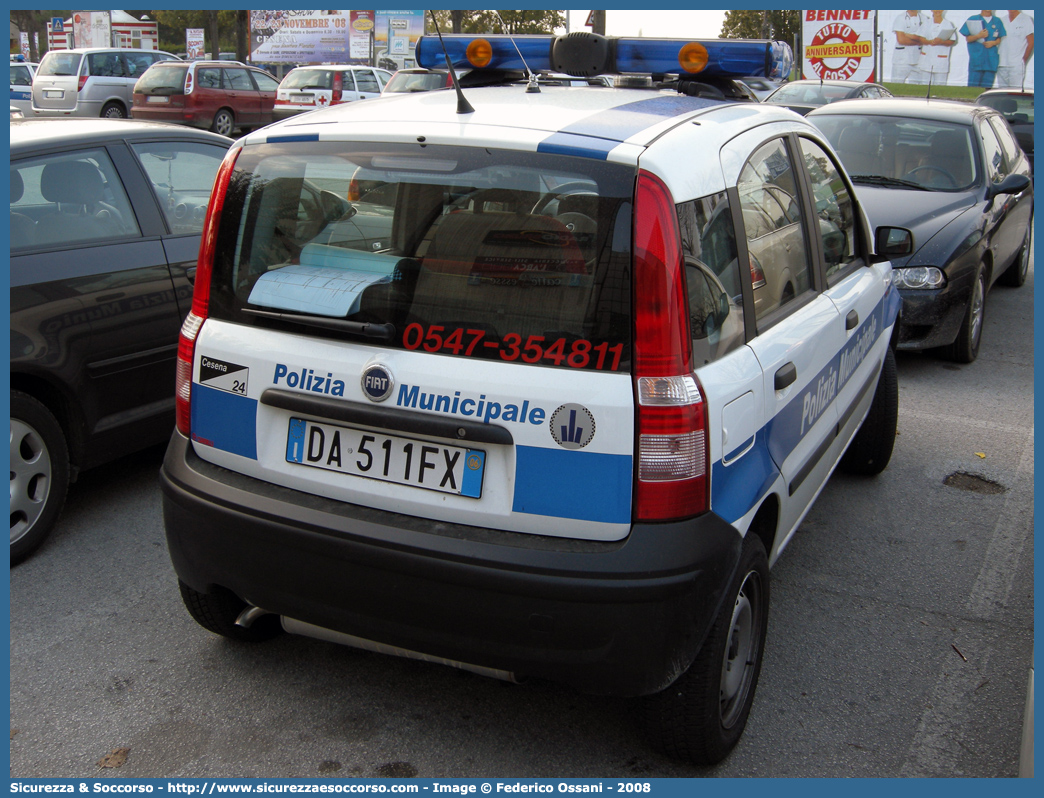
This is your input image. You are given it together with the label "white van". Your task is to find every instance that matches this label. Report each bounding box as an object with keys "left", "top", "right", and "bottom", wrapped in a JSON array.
[{"left": 31, "top": 47, "right": 179, "bottom": 119}]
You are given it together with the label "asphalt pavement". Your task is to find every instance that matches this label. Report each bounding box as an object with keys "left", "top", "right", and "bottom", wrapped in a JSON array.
[{"left": 9, "top": 250, "right": 1034, "bottom": 778}]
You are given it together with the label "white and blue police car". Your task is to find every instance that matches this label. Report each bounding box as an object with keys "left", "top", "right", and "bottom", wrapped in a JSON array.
[{"left": 161, "top": 32, "right": 905, "bottom": 765}]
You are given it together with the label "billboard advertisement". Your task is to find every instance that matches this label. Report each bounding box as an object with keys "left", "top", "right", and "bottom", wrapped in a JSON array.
[
  {"left": 349, "top": 11, "right": 376, "bottom": 62},
  {"left": 249, "top": 10, "right": 352, "bottom": 64},
  {"left": 374, "top": 10, "right": 425, "bottom": 71},
  {"left": 801, "top": 10, "right": 877, "bottom": 81},
  {"left": 186, "top": 28, "right": 205, "bottom": 61},
  {"left": 71, "top": 10, "right": 111, "bottom": 50},
  {"left": 803, "top": 10, "right": 1034, "bottom": 89},
  {"left": 881, "top": 10, "right": 1033, "bottom": 89}
]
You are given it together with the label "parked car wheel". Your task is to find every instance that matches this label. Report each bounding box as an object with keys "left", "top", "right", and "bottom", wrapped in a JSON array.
[
  {"left": 179, "top": 580, "right": 283, "bottom": 642},
  {"left": 999, "top": 220, "right": 1032, "bottom": 288},
  {"left": 100, "top": 101, "right": 126, "bottom": 119},
  {"left": 211, "top": 108, "right": 235, "bottom": 137},
  {"left": 10, "top": 391, "right": 70, "bottom": 564},
  {"left": 638, "top": 533, "right": 769, "bottom": 765},
  {"left": 948, "top": 266, "right": 986, "bottom": 363},
  {"left": 840, "top": 347, "right": 898, "bottom": 475}
]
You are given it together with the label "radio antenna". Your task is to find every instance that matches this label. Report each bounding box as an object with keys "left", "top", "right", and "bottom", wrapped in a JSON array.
[
  {"left": 495, "top": 11, "right": 540, "bottom": 92},
  {"left": 428, "top": 11, "right": 474, "bottom": 114}
]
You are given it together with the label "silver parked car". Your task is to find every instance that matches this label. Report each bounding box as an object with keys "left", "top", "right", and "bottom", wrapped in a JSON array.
[{"left": 31, "top": 47, "right": 179, "bottom": 119}]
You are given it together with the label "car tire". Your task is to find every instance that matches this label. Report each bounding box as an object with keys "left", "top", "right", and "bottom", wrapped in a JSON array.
[
  {"left": 211, "top": 109, "right": 235, "bottom": 137},
  {"left": 637, "top": 533, "right": 769, "bottom": 765},
  {"left": 10, "top": 391, "right": 70, "bottom": 565},
  {"left": 999, "top": 221, "right": 1032, "bottom": 288},
  {"left": 178, "top": 580, "right": 283, "bottom": 642},
  {"left": 100, "top": 101, "right": 126, "bottom": 119},
  {"left": 947, "top": 265, "right": 986, "bottom": 363},
  {"left": 839, "top": 347, "right": 898, "bottom": 476}
]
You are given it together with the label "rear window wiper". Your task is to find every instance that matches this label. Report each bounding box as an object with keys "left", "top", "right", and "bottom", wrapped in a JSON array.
[
  {"left": 849, "top": 174, "right": 929, "bottom": 190},
  {"left": 243, "top": 308, "right": 394, "bottom": 340}
]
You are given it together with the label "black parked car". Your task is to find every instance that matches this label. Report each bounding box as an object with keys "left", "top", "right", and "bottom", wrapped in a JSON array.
[
  {"left": 763, "top": 79, "right": 892, "bottom": 115},
  {"left": 977, "top": 88, "right": 1033, "bottom": 171},
  {"left": 810, "top": 98, "right": 1033, "bottom": 362},
  {"left": 10, "top": 118, "right": 232, "bottom": 562}
]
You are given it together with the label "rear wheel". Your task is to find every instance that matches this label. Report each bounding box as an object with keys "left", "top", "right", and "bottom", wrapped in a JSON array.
[
  {"left": 10, "top": 392, "right": 70, "bottom": 564},
  {"left": 100, "top": 101, "right": 126, "bottom": 119},
  {"left": 947, "top": 265, "right": 986, "bottom": 363},
  {"left": 178, "top": 580, "right": 283, "bottom": 642},
  {"left": 210, "top": 108, "right": 235, "bottom": 137},
  {"left": 840, "top": 347, "right": 898, "bottom": 476},
  {"left": 638, "top": 534, "right": 769, "bottom": 765}
]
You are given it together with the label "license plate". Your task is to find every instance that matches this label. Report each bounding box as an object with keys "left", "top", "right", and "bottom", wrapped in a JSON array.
[
  {"left": 43, "top": 89, "right": 63, "bottom": 99},
  {"left": 290, "top": 94, "right": 313, "bottom": 103},
  {"left": 285, "top": 417, "right": 484, "bottom": 498},
  {"left": 146, "top": 95, "right": 169, "bottom": 103}
]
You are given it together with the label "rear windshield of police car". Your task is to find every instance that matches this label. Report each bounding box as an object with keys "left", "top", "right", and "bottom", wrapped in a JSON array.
[{"left": 208, "top": 142, "right": 635, "bottom": 373}]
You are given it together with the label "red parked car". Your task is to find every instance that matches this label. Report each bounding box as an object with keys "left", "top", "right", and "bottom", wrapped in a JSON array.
[{"left": 131, "top": 60, "right": 280, "bottom": 136}]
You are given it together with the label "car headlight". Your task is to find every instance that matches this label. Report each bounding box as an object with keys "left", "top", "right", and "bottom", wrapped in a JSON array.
[{"left": 892, "top": 266, "right": 946, "bottom": 289}]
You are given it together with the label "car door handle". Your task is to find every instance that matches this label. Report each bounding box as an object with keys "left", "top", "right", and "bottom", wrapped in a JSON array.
[
  {"left": 846, "top": 310, "right": 859, "bottom": 330},
  {"left": 775, "top": 362, "right": 797, "bottom": 391}
]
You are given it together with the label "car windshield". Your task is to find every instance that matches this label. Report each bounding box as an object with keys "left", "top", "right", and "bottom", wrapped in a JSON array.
[
  {"left": 280, "top": 69, "right": 333, "bottom": 90},
  {"left": 768, "top": 83, "right": 853, "bottom": 104},
  {"left": 814, "top": 114, "right": 980, "bottom": 191},
  {"left": 37, "top": 52, "right": 81, "bottom": 77}
]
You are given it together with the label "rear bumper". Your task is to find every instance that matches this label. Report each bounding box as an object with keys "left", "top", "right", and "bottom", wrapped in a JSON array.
[
  {"left": 272, "top": 106, "right": 313, "bottom": 121},
  {"left": 160, "top": 432, "right": 743, "bottom": 696}
]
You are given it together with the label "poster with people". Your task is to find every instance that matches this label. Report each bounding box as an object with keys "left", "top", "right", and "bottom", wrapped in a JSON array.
[{"left": 881, "top": 10, "right": 1034, "bottom": 89}]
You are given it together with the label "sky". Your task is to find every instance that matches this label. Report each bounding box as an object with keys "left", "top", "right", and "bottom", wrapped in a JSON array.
[{"left": 560, "top": 9, "right": 728, "bottom": 39}]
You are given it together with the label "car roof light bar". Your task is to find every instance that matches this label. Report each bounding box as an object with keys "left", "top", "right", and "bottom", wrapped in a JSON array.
[
  {"left": 416, "top": 34, "right": 554, "bottom": 73},
  {"left": 417, "top": 33, "right": 793, "bottom": 82}
]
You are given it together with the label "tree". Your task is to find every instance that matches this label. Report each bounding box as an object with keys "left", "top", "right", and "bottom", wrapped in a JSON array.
[
  {"left": 150, "top": 10, "right": 238, "bottom": 56},
  {"left": 721, "top": 10, "right": 801, "bottom": 47},
  {"left": 429, "top": 10, "right": 564, "bottom": 35},
  {"left": 10, "top": 10, "right": 64, "bottom": 60}
]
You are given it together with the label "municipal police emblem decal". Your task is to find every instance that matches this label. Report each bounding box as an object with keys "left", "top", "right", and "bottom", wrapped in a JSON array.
[
  {"left": 361, "top": 364, "right": 393, "bottom": 402},
  {"left": 550, "top": 404, "right": 596, "bottom": 449}
]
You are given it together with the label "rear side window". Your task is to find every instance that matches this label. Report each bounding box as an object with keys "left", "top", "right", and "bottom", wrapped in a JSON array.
[
  {"left": 354, "top": 70, "right": 380, "bottom": 93},
  {"left": 11, "top": 65, "right": 32, "bottom": 85},
  {"left": 197, "top": 67, "right": 222, "bottom": 90},
  {"left": 208, "top": 142, "right": 636, "bottom": 372},
  {"left": 38, "top": 52, "right": 82, "bottom": 77},
  {"left": 737, "top": 138, "right": 813, "bottom": 324},
  {"left": 88, "top": 52, "right": 127, "bottom": 77},
  {"left": 676, "top": 192, "right": 746, "bottom": 365},
  {"left": 10, "top": 148, "right": 140, "bottom": 250}
]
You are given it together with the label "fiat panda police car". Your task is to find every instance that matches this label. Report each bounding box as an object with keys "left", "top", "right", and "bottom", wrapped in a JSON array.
[{"left": 161, "top": 32, "right": 904, "bottom": 765}]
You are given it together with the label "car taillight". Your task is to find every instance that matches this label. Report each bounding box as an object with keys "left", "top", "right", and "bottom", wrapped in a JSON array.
[
  {"left": 184, "top": 69, "right": 194, "bottom": 95},
  {"left": 749, "top": 252, "right": 766, "bottom": 289},
  {"left": 332, "top": 72, "right": 342, "bottom": 103},
  {"left": 632, "top": 169, "right": 709, "bottom": 521},
  {"left": 175, "top": 146, "right": 240, "bottom": 436},
  {"left": 77, "top": 75, "right": 88, "bottom": 92}
]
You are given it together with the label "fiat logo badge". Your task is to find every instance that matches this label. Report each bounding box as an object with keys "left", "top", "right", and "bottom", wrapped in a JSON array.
[{"left": 361, "top": 364, "right": 393, "bottom": 402}]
